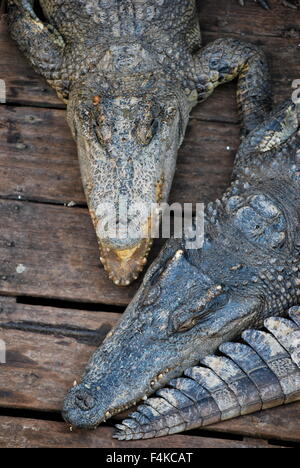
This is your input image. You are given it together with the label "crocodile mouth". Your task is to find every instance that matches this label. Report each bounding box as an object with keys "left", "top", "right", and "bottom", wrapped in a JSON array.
[
  {"left": 99, "top": 237, "right": 153, "bottom": 286},
  {"left": 96, "top": 213, "right": 157, "bottom": 285},
  {"left": 63, "top": 365, "right": 179, "bottom": 430}
]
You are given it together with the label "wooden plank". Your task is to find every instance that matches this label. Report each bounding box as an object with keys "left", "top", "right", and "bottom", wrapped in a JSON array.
[
  {"left": 203, "top": 403, "right": 300, "bottom": 444},
  {"left": 0, "top": 296, "right": 122, "bottom": 331},
  {"left": 0, "top": 296, "right": 121, "bottom": 412},
  {"left": 0, "top": 104, "right": 238, "bottom": 206},
  {"left": 0, "top": 416, "right": 283, "bottom": 448},
  {"left": 0, "top": 296, "right": 299, "bottom": 443},
  {"left": 0, "top": 105, "right": 85, "bottom": 205}
]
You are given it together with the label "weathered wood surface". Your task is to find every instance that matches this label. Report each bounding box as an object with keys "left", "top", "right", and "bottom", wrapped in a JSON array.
[
  {"left": 206, "top": 403, "right": 300, "bottom": 444},
  {"left": 200, "top": 0, "right": 300, "bottom": 39},
  {"left": 0, "top": 0, "right": 300, "bottom": 449},
  {"left": 0, "top": 416, "right": 283, "bottom": 449},
  {"left": 0, "top": 199, "right": 161, "bottom": 304},
  {"left": 0, "top": 296, "right": 121, "bottom": 411}
]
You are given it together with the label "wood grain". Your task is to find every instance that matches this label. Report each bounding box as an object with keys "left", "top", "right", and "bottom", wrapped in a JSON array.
[
  {"left": 199, "top": 0, "right": 300, "bottom": 39},
  {"left": 0, "top": 296, "right": 120, "bottom": 411},
  {"left": 0, "top": 416, "right": 283, "bottom": 448}
]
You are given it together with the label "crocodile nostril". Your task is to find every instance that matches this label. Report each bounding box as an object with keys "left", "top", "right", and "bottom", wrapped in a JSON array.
[{"left": 75, "top": 390, "right": 96, "bottom": 411}]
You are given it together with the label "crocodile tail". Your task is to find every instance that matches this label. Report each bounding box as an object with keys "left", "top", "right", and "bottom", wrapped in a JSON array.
[{"left": 113, "top": 308, "right": 300, "bottom": 440}]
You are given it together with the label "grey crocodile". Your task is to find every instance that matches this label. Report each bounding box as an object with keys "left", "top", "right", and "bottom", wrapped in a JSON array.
[
  {"left": 6, "top": 0, "right": 273, "bottom": 285},
  {"left": 63, "top": 99, "right": 300, "bottom": 431},
  {"left": 115, "top": 308, "right": 300, "bottom": 440}
]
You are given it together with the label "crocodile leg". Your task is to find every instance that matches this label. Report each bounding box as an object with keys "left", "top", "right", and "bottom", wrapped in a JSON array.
[
  {"left": 191, "top": 38, "right": 272, "bottom": 135},
  {"left": 114, "top": 309, "right": 300, "bottom": 440},
  {"left": 7, "top": 0, "right": 68, "bottom": 101}
]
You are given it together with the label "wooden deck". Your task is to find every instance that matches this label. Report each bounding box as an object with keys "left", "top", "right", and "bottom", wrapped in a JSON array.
[{"left": 0, "top": 0, "right": 300, "bottom": 448}]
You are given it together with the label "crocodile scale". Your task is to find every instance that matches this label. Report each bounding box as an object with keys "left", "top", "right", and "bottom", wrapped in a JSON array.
[{"left": 115, "top": 308, "right": 300, "bottom": 440}]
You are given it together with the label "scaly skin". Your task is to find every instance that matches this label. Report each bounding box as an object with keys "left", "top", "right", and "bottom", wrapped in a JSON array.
[
  {"left": 6, "top": 0, "right": 272, "bottom": 285},
  {"left": 63, "top": 100, "right": 300, "bottom": 430},
  {"left": 115, "top": 308, "right": 300, "bottom": 440}
]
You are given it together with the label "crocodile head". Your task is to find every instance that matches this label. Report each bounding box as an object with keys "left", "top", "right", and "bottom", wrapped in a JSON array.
[
  {"left": 64, "top": 197, "right": 291, "bottom": 428},
  {"left": 67, "top": 76, "right": 193, "bottom": 285}
]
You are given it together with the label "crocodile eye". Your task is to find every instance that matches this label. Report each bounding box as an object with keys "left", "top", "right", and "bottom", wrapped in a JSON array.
[
  {"left": 171, "top": 307, "right": 205, "bottom": 334},
  {"left": 94, "top": 115, "right": 112, "bottom": 145},
  {"left": 135, "top": 119, "right": 159, "bottom": 146},
  {"left": 175, "top": 318, "right": 197, "bottom": 333},
  {"left": 170, "top": 291, "right": 228, "bottom": 334},
  {"left": 95, "top": 123, "right": 112, "bottom": 145}
]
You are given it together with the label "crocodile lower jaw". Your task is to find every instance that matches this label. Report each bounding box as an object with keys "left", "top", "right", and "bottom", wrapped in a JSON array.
[{"left": 99, "top": 238, "right": 153, "bottom": 286}]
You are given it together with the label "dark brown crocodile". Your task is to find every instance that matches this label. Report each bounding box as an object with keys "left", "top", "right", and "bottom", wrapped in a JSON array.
[{"left": 6, "top": 0, "right": 273, "bottom": 285}]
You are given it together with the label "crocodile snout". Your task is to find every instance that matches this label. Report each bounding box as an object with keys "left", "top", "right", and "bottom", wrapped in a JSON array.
[
  {"left": 63, "top": 385, "right": 102, "bottom": 429},
  {"left": 99, "top": 238, "right": 153, "bottom": 286},
  {"left": 74, "top": 390, "right": 96, "bottom": 411}
]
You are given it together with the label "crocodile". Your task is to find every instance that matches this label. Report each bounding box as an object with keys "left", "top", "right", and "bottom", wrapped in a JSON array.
[
  {"left": 6, "top": 0, "right": 273, "bottom": 285},
  {"left": 63, "top": 98, "right": 300, "bottom": 431},
  {"left": 115, "top": 308, "right": 300, "bottom": 440}
]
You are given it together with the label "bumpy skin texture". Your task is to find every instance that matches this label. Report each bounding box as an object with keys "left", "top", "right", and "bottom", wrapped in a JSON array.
[
  {"left": 115, "top": 308, "right": 300, "bottom": 440},
  {"left": 63, "top": 100, "right": 300, "bottom": 430},
  {"left": 6, "top": 0, "right": 272, "bottom": 285}
]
